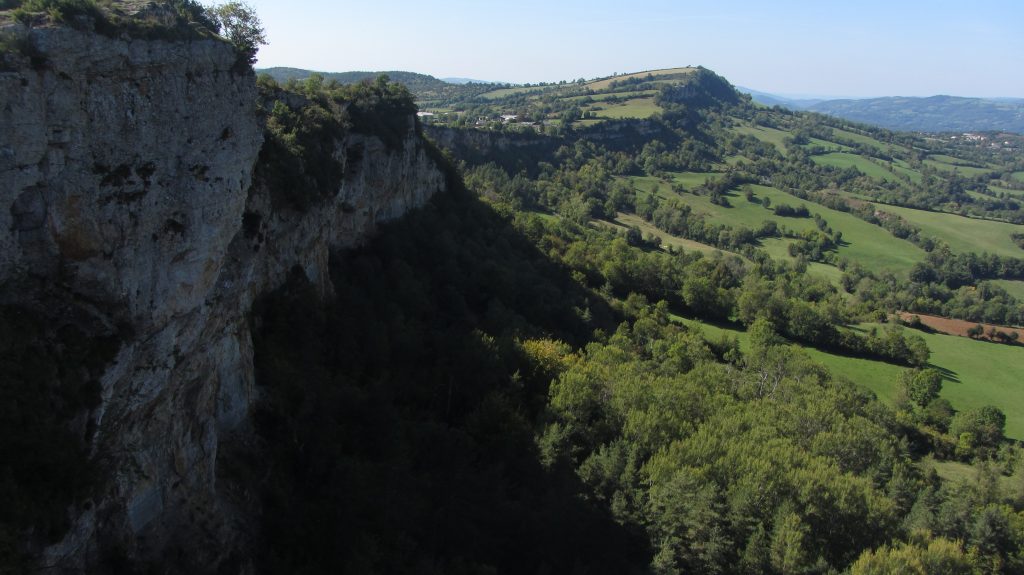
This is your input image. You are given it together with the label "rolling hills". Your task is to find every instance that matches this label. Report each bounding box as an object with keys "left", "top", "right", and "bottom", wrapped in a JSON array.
[
  {"left": 743, "top": 88, "right": 1024, "bottom": 133},
  {"left": 414, "top": 64, "right": 1024, "bottom": 442}
]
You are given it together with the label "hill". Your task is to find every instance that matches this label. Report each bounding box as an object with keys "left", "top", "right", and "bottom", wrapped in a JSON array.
[
  {"left": 743, "top": 88, "right": 1024, "bottom": 133},
  {"left": 737, "top": 86, "right": 824, "bottom": 109},
  {"left": 807, "top": 95, "right": 1024, "bottom": 133},
  {"left": 6, "top": 6, "right": 1024, "bottom": 567},
  {"left": 424, "top": 63, "right": 1024, "bottom": 437},
  {"left": 258, "top": 67, "right": 497, "bottom": 105}
]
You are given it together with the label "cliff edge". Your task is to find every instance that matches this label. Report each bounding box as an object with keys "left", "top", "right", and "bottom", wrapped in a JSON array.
[{"left": 0, "top": 9, "right": 444, "bottom": 570}]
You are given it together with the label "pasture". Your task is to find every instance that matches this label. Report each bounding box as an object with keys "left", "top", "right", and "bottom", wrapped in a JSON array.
[
  {"left": 812, "top": 152, "right": 895, "bottom": 180},
  {"left": 731, "top": 124, "right": 791, "bottom": 154},
  {"left": 588, "top": 96, "right": 661, "bottom": 119},
  {"left": 874, "top": 203, "right": 1024, "bottom": 258},
  {"left": 583, "top": 67, "right": 695, "bottom": 91},
  {"left": 637, "top": 176, "right": 925, "bottom": 274},
  {"left": 679, "top": 317, "right": 1024, "bottom": 439}
]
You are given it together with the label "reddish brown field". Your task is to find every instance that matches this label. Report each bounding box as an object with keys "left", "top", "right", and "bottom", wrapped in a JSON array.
[{"left": 897, "top": 312, "right": 1024, "bottom": 343}]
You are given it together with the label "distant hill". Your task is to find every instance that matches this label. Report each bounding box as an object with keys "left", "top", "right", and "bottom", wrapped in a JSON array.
[
  {"left": 807, "top": 96, "right": 1024, "bottom": 133},
  {"left": 259, "top": 68, "right": 450, "bottom": 92},
  {"left": 737, "top": 87, "right": 823, "bottom": 109},
  {"left": 741, "top": 87, "right": 1024, "bottom": 133},
  {"left": 442, "top": 77, "right": 499, "bottom": 85},
  {"left": 258, "top": 68, "right": 499, "bottom": 104}
]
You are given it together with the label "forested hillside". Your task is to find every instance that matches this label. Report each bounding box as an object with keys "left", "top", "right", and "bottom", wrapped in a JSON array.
[
  {"left": 235, "top": 72, "right": 1024, "bottom": 573},
  {"left": 6, "top": 1, "right": 1022, "bottom": 572}
]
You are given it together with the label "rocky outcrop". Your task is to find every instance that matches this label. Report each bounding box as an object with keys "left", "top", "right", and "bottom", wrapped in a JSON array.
[{"left": 0, "top": 20, "right": 444, "bottom": 569}]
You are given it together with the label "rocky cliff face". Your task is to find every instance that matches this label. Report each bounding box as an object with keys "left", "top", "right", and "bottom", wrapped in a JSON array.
[{"left": 0, "top": 20, "right": 444, "bottom": 568}]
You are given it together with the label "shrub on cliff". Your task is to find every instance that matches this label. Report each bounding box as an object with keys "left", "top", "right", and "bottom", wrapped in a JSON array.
[
  {"left": 254, "top": 74, "right": 419, "bottom": 211},
  {"left": 210, "top": 1, "right": 265, "bottom": 65}
]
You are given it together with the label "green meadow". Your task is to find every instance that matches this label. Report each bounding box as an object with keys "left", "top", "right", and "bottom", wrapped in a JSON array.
[
  {"left": 875, "top": 203, "right": 1024, "bottom": 257},
  {"left": 731, "top": 124, "right": 791, "bottom": 154},
  {"left": 563, "top": 90, "right": 659, "bottom": 102},
  {"left": 924, "top": 158, "right": 995, "bottom": 178},
  {"left": 631, "top": 175, "right": 926, "bottom": 274},
  {"left": 990, "top": 184, "right": 1024, "bottom": 198},
  {"left": 588, "top": 96, "right": 661, "bottom": 119},
  {"left": 991, "top": 279, "right": 1024, "bottom": 301},
  {"left": 606, "top": 212, "right": 744, "bottom": 257},
  {"left": 678, "top": 317, "right": 1024, "bottom": 439},
  {"left": 812, "top": 152, "right": 896, "bottom": 180},
  {"left": 479, "top": 86, "right": 548, "bottom": 99},
  {"left": 829, "top": 127, "right": 893, "bottom": 154},
  {"left": 583, "top": 67, "right": 695, "bottom": 91}
]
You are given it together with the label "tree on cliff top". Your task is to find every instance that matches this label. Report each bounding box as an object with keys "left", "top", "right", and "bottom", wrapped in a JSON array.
[{"left": 211, "top": 1, "right": 266, "bottom": 65}]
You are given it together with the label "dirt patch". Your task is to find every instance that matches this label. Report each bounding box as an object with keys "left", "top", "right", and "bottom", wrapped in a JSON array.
[{"left": 897, "top": 312, "right": 1024, "bottom": 344}]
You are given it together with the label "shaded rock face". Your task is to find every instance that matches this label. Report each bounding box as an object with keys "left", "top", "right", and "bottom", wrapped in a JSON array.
[{"left": 0, "top": 23, "right": 444, "bottom": 569}]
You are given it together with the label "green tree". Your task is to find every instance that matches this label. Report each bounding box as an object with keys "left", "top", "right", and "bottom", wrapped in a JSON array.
[
  {"left": 211, "top": 1, "right": 267, "bottom": 64},
  {"left": 850, "top": 536, "right": 971, "bottom": 574},
  {"left": 899, "top": 368, "right": 943, "bottom": 408},
  {"left": 951, "top": 406, "right": 1006, "bottom": 453}
]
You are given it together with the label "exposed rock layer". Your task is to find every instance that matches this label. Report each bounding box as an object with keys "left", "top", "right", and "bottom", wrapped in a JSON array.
[{"left": 0, "top": 23, "right": 444, "bottom": 567}]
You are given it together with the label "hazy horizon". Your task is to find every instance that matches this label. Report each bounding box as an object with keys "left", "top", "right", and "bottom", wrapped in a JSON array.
[{"left": 244, "top": 0, "right": 1023, "bottom": 99}]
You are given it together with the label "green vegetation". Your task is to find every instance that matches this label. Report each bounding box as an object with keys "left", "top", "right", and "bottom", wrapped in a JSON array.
[
  {"left": 220, "top": 61, "right": 1024, "bottom": 575},
  {"left": 877, "top": 203, "right": 1024, "bottom": 258},
  {"left": 7, "top": 37, "right": 1024, "bottom": 569},
  {"left": 210, "top": 1, "right": 265, "bottom": 65},
  {"left": 812, "top": 151, "right": 895, "bottom": 180},
  {"left": 807, "top": 94, "right": 1024, "bottom": 133},
  {"left": 254, "top": 74, "right": 417, "bottom": 210},
  {"left": 588, "top": 96, "right": 660, "bottom": 119},
  {"left": 0, "top": 0, "right": 246, "bottom": 52},
  {"left": 583, "top": 66, "right": 696, "bottom": 91},
  {"left": 240, "top": 175, "right": 1024, "bottom": 571},
  {"left": 992, "top": 279, "right": 1024, "bottom": 300},
  {"left": 731, "top": 123, "right": 791, "bottom": 154},
  {"left": 681, "top": 316, "right": 1024, "bottom": 439}
]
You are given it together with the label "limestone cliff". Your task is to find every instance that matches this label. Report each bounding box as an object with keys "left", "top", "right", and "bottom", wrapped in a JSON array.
[{"left": 0, "top": 16, "right": 444, "bottom": 569}]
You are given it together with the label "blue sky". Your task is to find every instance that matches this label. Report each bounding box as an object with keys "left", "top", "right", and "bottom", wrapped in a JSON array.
[{"left": 244, "top": 0, "right": 1023, "bottom": 98}]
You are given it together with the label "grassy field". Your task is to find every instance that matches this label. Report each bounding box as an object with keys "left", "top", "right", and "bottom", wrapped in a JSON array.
[
  {"left": 929, "top": 154, "right": 998, "bottom": 169},
  {"left": 588, "top": 97, "right": 661, "bottom": 119},
  {"left": 874, "top": 203, "right": 1024, "bottom": 258},
  {"left": 584, "top": 67, "right": 695, "bottom": 91},
  {"left": 828, "top": 128, "right": 896, "bottom": 156},
  {"left": 921, "top": 457, "right": 1023, "bottom": 491},
  {"left": 924, "top": 159, "right": 994, "bottom": 178},
  {"left": 896, "top": 324, "right": 1024, "bottom": 439},
  {"left": 678, "top": 317, "right": 1024, "bottom": 439},
  {"left": 812, "top": 152, "right": 895, "bottom": 180},
  {"left": 731, "top": 124, "right": 791, "bottom": 154},
  {"left": 990, "top": 185, "right": 1024, "bottom": 198},
  {"left": 991, "top": 279, "right": 1024, "bottom": 301},
  {"left": 886, "top": 158, "right": 924, "bottom": 183},
  {"left": 604, "top": 213, "right": 745, "bottom": 258},
  {"left": 564, "top": 90, "right": 659, "bottom": 102},
  {"left": 1013, "top": 172, "right": 1024, "bottom": 183},
  {"left": 758, "top": 238, "right": 844, "bottom": 284},
  {"left": 639, "top": 176, "right": 925, "bottom": 274},
  {"left": 805, "top": 138, "right": 854, "bottom": 152},
  {"left": 479, "top": 86, "right": 549, "bottom": 100}
]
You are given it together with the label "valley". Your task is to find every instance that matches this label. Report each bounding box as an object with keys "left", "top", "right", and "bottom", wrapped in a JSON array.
[{"left": 3, "top": 1, "right": 1024, "bottom": 572}]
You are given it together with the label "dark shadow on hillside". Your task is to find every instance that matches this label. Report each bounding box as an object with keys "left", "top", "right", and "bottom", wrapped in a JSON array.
[
  {"left": 222, "top": 183, "right": 652, "bottom": 574},
  {"left": 927, "top": 363, "right": 961, "bottom": 384}
]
